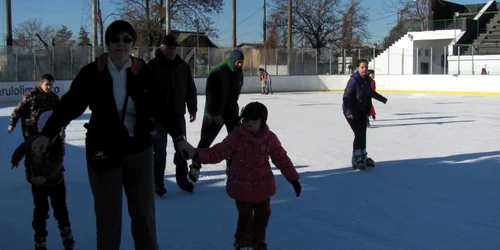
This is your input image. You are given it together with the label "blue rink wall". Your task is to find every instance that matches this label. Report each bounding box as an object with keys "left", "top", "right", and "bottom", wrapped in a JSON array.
[{"left": 1, "top": 74, "right": 500, "bottom": 103}]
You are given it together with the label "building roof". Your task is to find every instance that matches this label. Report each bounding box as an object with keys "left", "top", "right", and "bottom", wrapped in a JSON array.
[
  {"left": 169, "top": 30, "right": 217, "bottom": 48},
  {"left": 237, "top": 43, "right": 264, "bottom": 48}
]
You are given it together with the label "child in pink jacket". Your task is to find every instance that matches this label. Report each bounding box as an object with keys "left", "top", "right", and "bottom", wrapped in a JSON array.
[{"left": 193, "top": 101, "right": 301, "bottom": 250}]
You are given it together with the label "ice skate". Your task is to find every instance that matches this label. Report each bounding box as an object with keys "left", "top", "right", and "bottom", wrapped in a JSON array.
[
  {"left": 253, "top": 242, "right": 268, "bottom": 250},
  {"left": 34, "top": 236, "right": 47, "bottom": 250},
  {"left": 60, "top": 227, "right": 75, "bottom": 250},
  {"left": 177, "top": 179, "right": 194, "bottom": 193},
  {"left": 361, "top": 149, "right": 375, "bottom": 167},
  {"left": 351, "top": 154, "right": 366, "bottom": 171},
  {"left": 155, "top": 185, "right": 167, "bottom": 196},
  {"left": 234, "top": 243, "right": 253, "bottom": 250},
  {"left": 234, "top": 235, "right": 253, "bottom": 250}
]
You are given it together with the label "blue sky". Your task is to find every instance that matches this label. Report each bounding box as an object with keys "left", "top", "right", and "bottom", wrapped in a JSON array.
[{"left": 0, "top": 0, "right": 488, "bottom": 47}]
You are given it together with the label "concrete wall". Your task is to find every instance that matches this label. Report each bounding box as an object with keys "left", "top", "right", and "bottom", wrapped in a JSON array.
[
  {"left": 448, "top": 54, "right": 500, "bottom": 75},
  {"left": 0, "top": 81, "right": 69, "bottom": 103},
  {"left": 2, "top": 74, "right": 500, "bottom": 103}
]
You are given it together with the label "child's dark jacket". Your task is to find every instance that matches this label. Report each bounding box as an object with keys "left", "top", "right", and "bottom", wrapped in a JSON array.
[{"left": 11, "top": 137, "right": 65, "bottom": 186}]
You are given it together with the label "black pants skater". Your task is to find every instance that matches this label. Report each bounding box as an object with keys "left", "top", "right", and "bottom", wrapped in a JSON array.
[
  {"left": 153, "top": 116, "right": 189, "bottom": 188},
  {"left": 196, "top": 115, "right": 239, "bottom": 169},
  {"left": 32, "top": 180, "right": 71, "bottom": 240},
  {"left": 346, "top": 115, "right": 367, "bottom": 151},
  {"left": 197, "top": 115, "right": 238, "bottom": 148}
]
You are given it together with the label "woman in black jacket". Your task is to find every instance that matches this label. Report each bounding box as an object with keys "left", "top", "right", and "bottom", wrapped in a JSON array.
[{"left": 31, "top": 20, "right": 195, "bottom": 250}]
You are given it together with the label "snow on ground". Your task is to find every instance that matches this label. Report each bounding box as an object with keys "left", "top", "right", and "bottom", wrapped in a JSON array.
[{"left": 0, "top": 92, "right": 499, "bottom": 250}]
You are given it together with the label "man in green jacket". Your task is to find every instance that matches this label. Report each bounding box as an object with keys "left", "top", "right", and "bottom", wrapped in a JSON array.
[{"left": 189, "top": 49, "right": 244, "bottom": 181}]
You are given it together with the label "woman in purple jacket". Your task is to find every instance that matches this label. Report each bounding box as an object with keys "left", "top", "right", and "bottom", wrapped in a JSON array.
[{"left": 342, "top": 59, "right": 387, "bottom": 170}]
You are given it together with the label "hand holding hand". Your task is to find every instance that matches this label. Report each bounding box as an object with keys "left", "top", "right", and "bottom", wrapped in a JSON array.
[
  {"left": 189, "top": 113, "right": 197, "bottom": 123},
  {"left": 176, "top": 139, "right": 195, "bottom": 160},
  {"left": 291, "top": 180, "right": 301, "bottom": 197}
]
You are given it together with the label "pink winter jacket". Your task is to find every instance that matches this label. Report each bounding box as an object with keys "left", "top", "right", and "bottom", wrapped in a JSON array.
[{"left": 197, "top": 125, "right": 300, "bottom": 204}]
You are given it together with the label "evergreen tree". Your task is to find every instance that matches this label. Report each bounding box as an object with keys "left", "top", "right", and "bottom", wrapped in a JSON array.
[{"left": 77, "top": 26, "right": 91, "bottom": 46}]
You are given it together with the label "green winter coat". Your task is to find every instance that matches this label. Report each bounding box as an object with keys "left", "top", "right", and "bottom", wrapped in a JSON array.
[{"left": 204, "top": 59, "right": 244, "bottom": 119}]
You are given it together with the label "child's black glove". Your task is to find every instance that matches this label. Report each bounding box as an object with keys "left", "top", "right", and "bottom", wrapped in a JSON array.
[{"left": 291, "top": 180, "right": 301, "bottom": 197}]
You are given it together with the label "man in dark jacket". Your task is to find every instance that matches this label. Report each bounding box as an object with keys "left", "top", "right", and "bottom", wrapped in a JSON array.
[
  {"left": 148, "top": 34, "right": 198, "bottom": 195},
  {"left": 189, "top": 49, "right": 244, "bottom": 179}
]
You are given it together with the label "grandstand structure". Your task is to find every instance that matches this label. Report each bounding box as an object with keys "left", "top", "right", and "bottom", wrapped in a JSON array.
[{"left": 371, "top": 0, "right": 500, "bottom": 75}]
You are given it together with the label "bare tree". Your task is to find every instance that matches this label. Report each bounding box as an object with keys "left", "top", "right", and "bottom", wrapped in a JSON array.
[
  {"left": 264, "top": 15, "right": 279, "bottom": 49},
  {"left": 266, "top": 8, "right": 289, "bottom": 48},
  {"left": 113, "top": 0, "right": 223, "bottom": 46},
  {"left": 267, "top": 0, "right": 370, "bottom": 56},
  {"left": 340, "top": 0, "right": 369, "bottom": 49},
  {"left": 12, "top": 18, "right": 58, "bottom": 79},
  {"left": 379, "top": 0, "right": 431, "bottom": 49},
  {"left": 382, "top": 0, "right": 431, "bottom": 31},
  {"left": 13, "top": 18, "right": 55, "bottom": 54}
]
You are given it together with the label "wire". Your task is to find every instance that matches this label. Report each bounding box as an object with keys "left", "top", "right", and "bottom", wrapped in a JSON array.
[
  {"left": 238, "top": 6, "right": 264, "bottom": 25},
  {"left": 369, "top": 14, "right": 398, "bottom": 22}
]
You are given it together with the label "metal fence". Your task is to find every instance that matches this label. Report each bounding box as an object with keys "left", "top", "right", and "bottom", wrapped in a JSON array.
[{"left": 0, "top": 45, "right": 498, "bottom": 82}]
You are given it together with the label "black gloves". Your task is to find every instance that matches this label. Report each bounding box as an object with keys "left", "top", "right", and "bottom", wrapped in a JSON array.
[{"left": 291, "top": 180, "right": 301, "bottom": 197}]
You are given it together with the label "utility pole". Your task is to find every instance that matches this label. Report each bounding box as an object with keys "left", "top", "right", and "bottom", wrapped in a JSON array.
[
  {"left": 263, "top": 0, "right": 266, "bottom": 43},
  {"left": 92, "top": 0, "right": 98, "bottom": 60},
  {"left": 232, "top": 0, "right": 236, "bottom": 48},
  {"left": 287, "top": 0, "right": 292, "bottom": 72},
  {"left": 97, "top": 0, "right": 103, "bottom": 46},
  {"left": 195, "top": 19, "right": 199, "bottom": 77},
  {"left": 195, "top": 19, "right": 200, "bottom": 50},
  {"left": 5, "top": 0, "right": 12, "bottom": 46},
  {"left": 166, "top": 0, "right": 171, "bottom": 34}
]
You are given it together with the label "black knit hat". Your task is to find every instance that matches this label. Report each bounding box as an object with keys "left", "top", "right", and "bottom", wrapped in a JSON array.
[
  {"left": 240, "top": 102, "right": 268, "bottom": 128},
  {"left": 161, "top": 34, "right": 178, "bottom": 47}
]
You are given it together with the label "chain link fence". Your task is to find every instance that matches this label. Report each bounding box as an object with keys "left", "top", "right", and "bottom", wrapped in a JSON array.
[{"left": 0, "top": 45, "right": 498, "bottom": 82}]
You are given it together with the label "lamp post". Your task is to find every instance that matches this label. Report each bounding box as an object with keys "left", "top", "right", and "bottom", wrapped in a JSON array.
[{"left": 99, "top": 13, "right": 120, "bottom": 46}]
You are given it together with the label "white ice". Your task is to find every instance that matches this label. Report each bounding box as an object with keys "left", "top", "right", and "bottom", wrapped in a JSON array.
[{"left": 0, "top": 92, "right": 499, "bottom": 250}]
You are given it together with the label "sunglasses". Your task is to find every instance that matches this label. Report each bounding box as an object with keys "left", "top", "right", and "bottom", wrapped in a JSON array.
[{"left": 110, "top": 37, "right": 133, "bottom": 44}]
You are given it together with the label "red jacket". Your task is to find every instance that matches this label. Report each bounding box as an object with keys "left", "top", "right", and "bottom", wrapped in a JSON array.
[{"left": 197, "top": 125, "right": 299, "bottom": 203}]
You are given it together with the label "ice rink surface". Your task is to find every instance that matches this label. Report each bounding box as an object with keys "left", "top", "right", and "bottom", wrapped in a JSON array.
[{"left": 0, "top": 92, "right": 499, "bottom": 249}]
